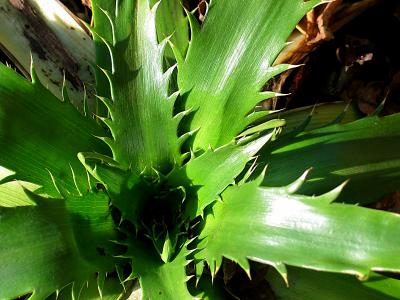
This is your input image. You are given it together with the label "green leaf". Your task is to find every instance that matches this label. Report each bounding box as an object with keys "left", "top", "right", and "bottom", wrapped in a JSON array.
[
  {"left": 150, "top": 0, "right": 188, "bottom": 61},
  {"left": 169, "top": 134, "right": 273, "bottom": 217},
  {"left": 188, "top": 276, "right": 226, "bottom": 300},
  {"left": 78, "top": 153, "right": 162, "bottom": 228},
  {"left": 177, "top": 0, "right": 320, "bottom": 149},
  {"left": 238, "top": 119, "right": 286, "bottom": 137},
  {"left": 92, "top": 0, "right": 181, "bottom": 173},
  {"left": 267, "top": 267, "right": 400, "bottom": 300},
  {"left": 127, "top": 240, "right": 193, "bottom": 299},
  {"left": 0, "top": 64, "right": 109, "bottom": 196},
  {"left": 266, "top": 101, "right": 362, "bottom": 134},
  {"left": 0, "top": 191, "right": 118, "bottom": 299},
  {"left": 261, "top": 114, "right": 400, "bottom": 204},
  {"left": 197, "top": 178, "right": 400, "bottom": 281},
  {"left": 0, "top": 166, "right": 37, "bottom": 207},
  {"left": 51, "top": 275, "right": 125, "bottom": 300}
]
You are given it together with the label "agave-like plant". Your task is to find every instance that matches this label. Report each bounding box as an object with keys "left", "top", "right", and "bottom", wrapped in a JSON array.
[{"left": 1, "top": 0, "right": 400, "bottom": 299}]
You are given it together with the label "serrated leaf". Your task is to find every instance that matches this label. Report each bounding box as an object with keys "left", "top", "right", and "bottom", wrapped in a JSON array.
[
  {"left": 150, "top": 0, "right": 188, "bottom": 61},
  {"left": 50, "top": 275, "right": 125, "bottom": 300},
  {"left": 0, "top": 64, "right": 109, "bottom": 196},
  {"left": 127, "top": 239, "right": 193, "bottom": 299},
  {"left": 78, "top": 153, "right": 154, "bottom": 228},
  {"left": 169, "top": 134, "right": 272, "bottom": 217},
  {"left": 0, "top": 191, "right": 118, "bottom": 300},
  {"left": 267, "top": 267, "right": 400, "bottom": 300},
  {"left": 92, "top": 0, "right": 181, "bottom": 173},
  {"left": 197, "top": 179, "right": 400, "bottom": 281},
  {"left": 178, "top": 0, "right": 320, "bottom": 149},
  {"left": 261, "top": 114, "right": 400, "bottom": 204}
]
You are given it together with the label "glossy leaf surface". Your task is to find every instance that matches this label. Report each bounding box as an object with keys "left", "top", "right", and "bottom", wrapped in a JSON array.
[
  {"left": 169, "top": 134, "right": 273, "bottom": 217},
  {"left": 177, "top": 0, "right": 320, "bottom": 149},
  {"left": 197, "top": 179, "right": 400, "bottom": 280},
  {"left": 150, "top": 0, "right": 188, "bottom": 60},
  {"left": 92, "top": 0, "right": 181, "bottom": 173},
  {"left": 266, "top": 101, "right": 361, "bottom": 133},
  {"left": 0, "top": 64, "right": 108, "bottom": 196},
  {"left": 261, "top": 114, "right": 400, "bottom": 204}
]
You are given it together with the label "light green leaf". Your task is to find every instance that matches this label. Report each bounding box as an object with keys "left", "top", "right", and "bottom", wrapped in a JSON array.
[
  {"left": 0, "top": 166, "right": 37, "bottom": 207},
  {"left": 261, "top": 114, "right": 400, "bottom": 204},
  {"left": 197, "top": 178, "right": 400, "bottom": 281},
  {"left": 150, "top": 0, "right": 188, "bottom": 61},
  {"left": 267, "top": 267, "right": 400, "bottom": 300},
  {"left": 238, "top": 119, "right": 286, "bottom": 137},
  {"left": 0, "top": 191, "right": 118, "bottom": 300},
  {"left": 127, "top": 240, "right": 193, "bottom": 299},
  {"left": 169, "top": 134, "right": 273, "bottom": 217},
  {"left": 92, "top": 0, "right": 181, "bottom": 173},
  {"left": 177, "top": 0, "right": 320, "bottom": 149},
  {"left": 0, "top": 64, "right": 109, "bottom": 196},
  {"left": 0, "top": 180, "right": 37, "bottom": 207}
]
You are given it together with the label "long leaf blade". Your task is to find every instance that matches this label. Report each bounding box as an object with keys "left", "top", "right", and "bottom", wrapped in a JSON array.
[
  {"left": 267, "top": 267, "right": 400, "bottom": 300},
  {"left": 0, "top": 64, "right": 108, "bottom": 196},
  {"left": 260, "top": 114, "right": 400, "bottom": 204},
  {"left": 178, "top": 0, "right": 320, "bottom": 149},
  {"left": 92, "top": 0, "right": 181, "bottom": 173},
  {"left": 0, "top": 191, "right": 118, "bottom": 299},
  {"left": 197, "top": 179, "right": 400, "bottom": 280}
]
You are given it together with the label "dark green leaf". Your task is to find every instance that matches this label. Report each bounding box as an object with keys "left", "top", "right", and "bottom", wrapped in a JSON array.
[
  {"left": 0, "top": 191, "right": 117, "bottom": 299},
  {"left": 0, "top": 64, "right": 108, "bottom": 196},
  {"left": 260, "top": 114, "right": 400, "bottom": 204},
  {"left": 266, "top": 101, "right": 361, "bottom": 133},
  {"left": 267, "top": 267, "right": 400, "bottom": 300}
]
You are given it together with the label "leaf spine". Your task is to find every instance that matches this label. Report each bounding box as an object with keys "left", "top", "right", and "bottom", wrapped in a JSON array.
[
  {"left": 285, "top": 168, "right": 312, "bottom": 194},
  {"left": 97, "top": 6, "right": 116, "bottom": 46}
]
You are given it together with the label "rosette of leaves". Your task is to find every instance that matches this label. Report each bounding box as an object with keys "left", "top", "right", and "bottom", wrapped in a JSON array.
[{"left": 1, "top": 0, "right": 400, "bottom": 299}]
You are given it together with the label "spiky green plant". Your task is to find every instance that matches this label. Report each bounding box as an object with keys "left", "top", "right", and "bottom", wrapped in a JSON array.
[{"left": 1, "top": 0, "right": 400, "bottom": 299}]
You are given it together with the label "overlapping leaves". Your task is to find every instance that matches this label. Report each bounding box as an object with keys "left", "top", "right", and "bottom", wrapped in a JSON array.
[
  {"left": 0, "top": 191, "right": 119, "bottom": 299},
  {"left": 261, "top": 114, "right": 400, "bottom": 204},
  {"left": 177, "top": 0, "right": 320, "bottom": 149},
  {"left": 92, "top": 0, "right": 181, "bottom": 173},
  {"left": 1, "top": 0, "right": 400, "bottom": 299},
  {"left": 0, "top": 64, "right": 108, "bottom": 196}
]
